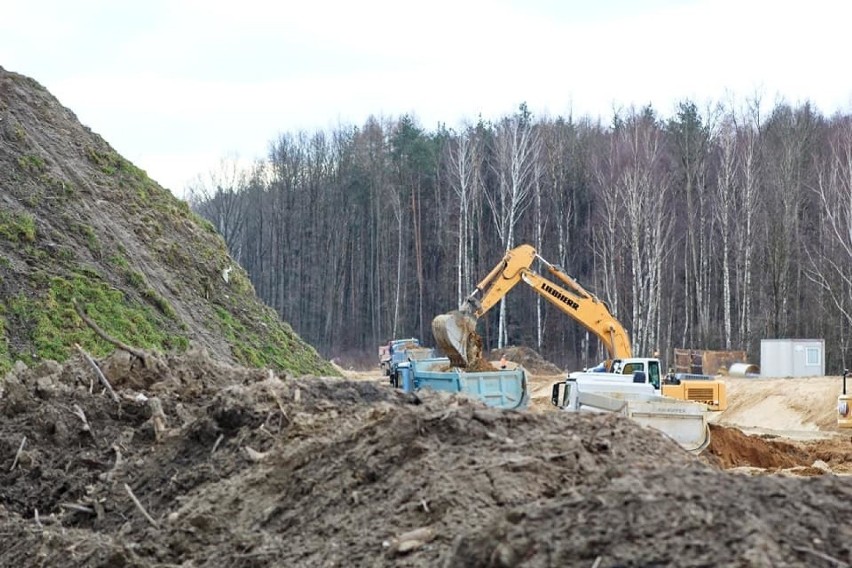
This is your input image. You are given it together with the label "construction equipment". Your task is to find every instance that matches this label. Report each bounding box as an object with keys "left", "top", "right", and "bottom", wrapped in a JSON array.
[
  {"left": 433, "top": 244, "right": 630, "bottom": 368},
  {"left": 379, "top": 338, "right": 528, "bottom": 410},
  {"left": 380, "top": 338, "right": 421, "bottom": 380},
  {"left": 432, "top": 243, "right": 727, "bottom": 410},
  {"left": 551, "top": 372, "right": 710, "bottom": 453}
]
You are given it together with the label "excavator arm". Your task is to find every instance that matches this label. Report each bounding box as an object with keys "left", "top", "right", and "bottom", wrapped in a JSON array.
[{"left": 433, "top": 244, "right": 632, "bottom": 367}]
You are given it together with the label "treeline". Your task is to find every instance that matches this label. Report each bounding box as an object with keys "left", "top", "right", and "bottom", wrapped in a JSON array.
[{"left": 189, "top": 99, "right": 852, "bottom": 372}]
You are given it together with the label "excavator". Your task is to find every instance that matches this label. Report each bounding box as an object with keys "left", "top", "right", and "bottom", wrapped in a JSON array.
[{"left": 432, "top": 244, "right": 726, "bottom": 411}]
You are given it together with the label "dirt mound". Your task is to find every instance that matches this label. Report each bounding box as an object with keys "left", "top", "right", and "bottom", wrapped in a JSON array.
[
  {"left": 4, "top": 349, "right": 852, "bottom": 567},
  {"left": 714, "top": 377, "right": 843, "bottom": 433},
  {"left": 489, "top": 345, "right": 563, "bottom": 375},
  {"left": 0, "top": 66, "right": 334, "bottom": 377},
  {"left": 704, "top": 424, "right": 852, "bottom": 476},
  {"left": 705, "top": 424, "right": 809, "bottom": 469}
]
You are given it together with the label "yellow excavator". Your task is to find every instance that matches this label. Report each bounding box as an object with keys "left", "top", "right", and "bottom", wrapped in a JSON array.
[{"left": 432, "top": 244, "right": 727, "bottom": 410}]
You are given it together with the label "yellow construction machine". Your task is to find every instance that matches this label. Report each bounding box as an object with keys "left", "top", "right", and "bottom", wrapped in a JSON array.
[{"left": 432, "top": 244, "right": 727, "bottom": 410}]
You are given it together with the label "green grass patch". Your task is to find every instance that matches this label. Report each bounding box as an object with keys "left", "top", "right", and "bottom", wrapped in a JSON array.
[
  {"left": 73, "top": 223, "right": 100, "bottom": 252},
  {"left": 0, "top": 316, "right": 10, "bottom": 376},
  {"left": 213, "top": 305, "right": 337, "bottom": 376},
  {"left": 85, "top": 147, "right": 121, "bottom": 175},
  {"left": 8, "top": 273, "right": 189, "bottom": 362},
  {"left": 192, "top": 212, "right": 218, "bottom": 235},
  {"left": 123, "top": 268, "right": 146, "bottom": 290},
  {"left": 17, "top": 155, "right": 46, "bottom": 174},
  {"left": 109, "top": 254, "right": 129, "bottom": 269},
  {"left": 142, "top": 287, "right": 178, "bottom": 320},
  {"left": 0, "top": 211, "right": 37, "bottom": 243}
]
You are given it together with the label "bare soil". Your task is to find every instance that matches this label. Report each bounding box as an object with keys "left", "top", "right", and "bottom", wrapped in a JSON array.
[{"left": 3, "top": 352, "right": 852, "bottom": 567}]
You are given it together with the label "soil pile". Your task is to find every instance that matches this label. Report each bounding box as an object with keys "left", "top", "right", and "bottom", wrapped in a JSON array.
[
  {"left": 0, "top": 66, "right": 334, "bottom": 376},
  {"left": 704, "top": 424, "right": 852, "bottom": 476},
  {"left": 490, "top": 345, "right": 563, "bottom": 375},
  {"left": 714, "top": 376, "right": 842, "bottom": 433},
  {"left": 3, "top": 350, "right": 852, "bottom": 567}
]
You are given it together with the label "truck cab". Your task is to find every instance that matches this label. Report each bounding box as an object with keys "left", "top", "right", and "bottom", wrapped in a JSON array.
[
  {"left": 570, "top": 357, "right": 726, "bottom": 411},
  {"left": 381, "top": 338, "right": 422, "bottom": 381},
  {"left": 610, "top": 357, "right": 662, "bottom": 390}
]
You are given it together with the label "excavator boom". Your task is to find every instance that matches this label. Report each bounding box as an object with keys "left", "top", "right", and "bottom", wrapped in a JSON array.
[{"left": 433, "top": 244, "right": 631, "bottom": 367}]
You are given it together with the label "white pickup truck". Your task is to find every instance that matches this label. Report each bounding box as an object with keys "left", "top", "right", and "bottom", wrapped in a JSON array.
[{"left": 551, "top": 363, "right": 711, "bottom": 453}]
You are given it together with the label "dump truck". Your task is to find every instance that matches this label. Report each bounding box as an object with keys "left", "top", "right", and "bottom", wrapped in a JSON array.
[
  {"left": 551, "top": 370, "right": 711, "bottom": 453},
  {"left": 380, "top": 339, "right": 528, "bottom": 410},
  {"left": 432, "top": 243, "right": 727, "bottom": 410},
  {"left": 380, "top": 338, "right": 421, "bottom": 380}
]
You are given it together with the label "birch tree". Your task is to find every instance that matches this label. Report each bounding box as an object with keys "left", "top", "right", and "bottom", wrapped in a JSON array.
[
  {"left": 541, "top": 117, "right": 578, "bottom": 353},
  {"left": 590, "top": 123, "right": 624, "bottom": 358},
  {"left": 805, "top": 119, "right": 852, "bottom": 366},
  {"left": 483, "top": 105, "right": 540, "bottom": 347},
  {"left": 715, "top": 115, "right": 738, "bottom": 349},
  {"left": 613, "top": 107, "right": 673, "bottom": 356},
  {"left": 761, "top": 103, "right": 819, "bottom": 336},
  {"left": 733, "top": 98, "right": 762, "bottom": 350},
  {"left": 445, "top": 126, "right": 481, "bottom": 306},
  {"left": 668, "top": 101, "right": 713, "bottom": 347}
]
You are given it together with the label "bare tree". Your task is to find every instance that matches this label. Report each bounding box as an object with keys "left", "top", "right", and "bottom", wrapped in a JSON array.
[
  {"left": 483, "top": 106, "right": 541, "bottom": 347},
  {"left": 541, "top": 117, "right": 578, "bottom": 354},
  {"left": 590, "top": 124, "right": 624, "bottom": 359},
  {"left": 761, "top": 103, "right": 819, "bottom": 336},
  {"left": 612, "top": 107, "right": 673, "bottom": 356},
  {"left": 668, "top": 101, "right": 715, "bottom": 348},
  {"left": 805, "top": 118, "right": 852, "bottom": 366},
  {"left": 715, "top": 114, "right": 738, "bottom": 349},
  {"left": 732, "top": 96, "right": 762, "bottom": 351},
  {"left": 187, "top": 155, "right": 250, "bottom": 262},
  {"left": 445, "top": 126, "right": 481, "bottom": 306}
]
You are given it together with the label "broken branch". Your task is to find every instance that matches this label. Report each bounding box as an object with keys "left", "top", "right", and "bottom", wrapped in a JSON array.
[
  {"left": 105, "top": 445, "right": 123, "bottom": 482},
  {"left": 10, "top": 436, "right": 26, "bottom": 471},
  {"left": 60, "top": 503, "right": 95, "bottom": 515},
  {"left": 73, "top": 299, "right": 147, "bottom": 361},
  {"left": 124, "top": 483, "right": 160, "bottom": 529},
  {"left": 211, "top": 434, "right": 224, "bottom": 456},
  {"left": 148, "top": 398, "right": 167, "bottom": 442},
  {"left": 75, "top": 343, "right": 119, "bottom": 403},
  {"left": 72, "top": 404, "right": 92, "bottom": 434}
]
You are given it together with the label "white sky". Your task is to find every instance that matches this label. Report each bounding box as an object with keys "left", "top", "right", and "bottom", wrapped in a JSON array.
[{"left": 2, "top": 0, "right": 851, "bottom": 197}]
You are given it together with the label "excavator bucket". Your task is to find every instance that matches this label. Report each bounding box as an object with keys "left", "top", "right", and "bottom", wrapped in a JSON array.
[{"left": 431, "top": 310, "right": 481, "bottom": 368}]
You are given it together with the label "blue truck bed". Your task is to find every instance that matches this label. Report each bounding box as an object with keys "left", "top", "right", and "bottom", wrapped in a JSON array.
[{"left": 400, "top": 357, "right": 528, "bottom": 410}]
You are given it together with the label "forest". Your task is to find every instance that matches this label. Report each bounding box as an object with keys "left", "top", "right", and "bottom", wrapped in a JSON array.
[{"left": 189, "top": 98, "right": 852, "bottom": 373}]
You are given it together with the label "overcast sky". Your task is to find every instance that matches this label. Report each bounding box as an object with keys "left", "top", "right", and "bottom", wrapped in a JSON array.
[{"left": 3, "top": 0, "right": 851, "bottom": 197}]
